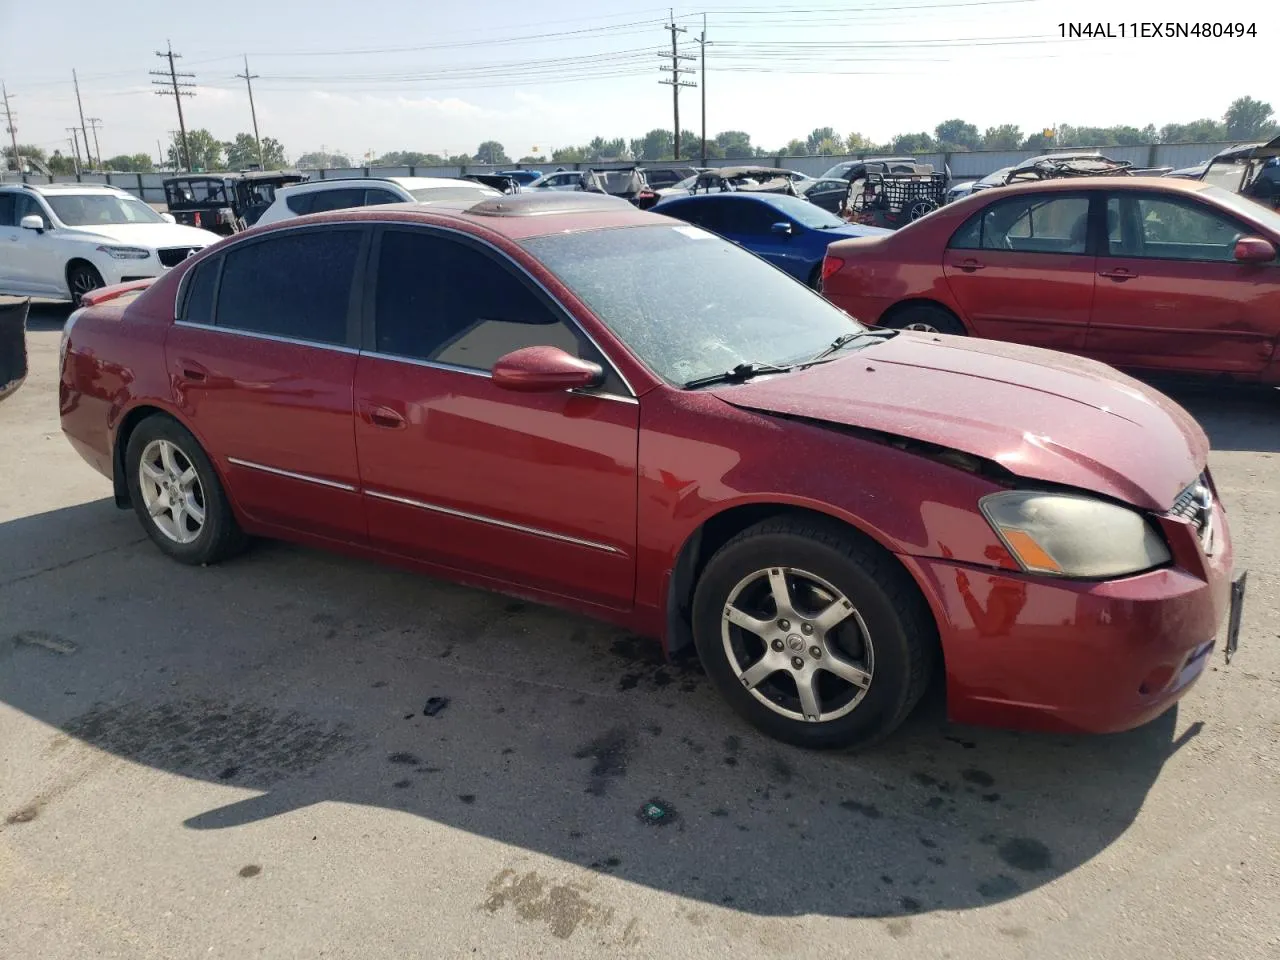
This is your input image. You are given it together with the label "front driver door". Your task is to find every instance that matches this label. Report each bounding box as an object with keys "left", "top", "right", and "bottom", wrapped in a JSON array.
[
  {"left": 942, "top": 191, "right": 1097, "bottom": 352},
  {"left": 718, "top": 198, "right": 808, "bottom": 280},
  {"left": 353, "top": 226, "right": 639, "bottom": 611},
  {"left": 1084, "top": 191, "right": 1280, "bottom": 375}
]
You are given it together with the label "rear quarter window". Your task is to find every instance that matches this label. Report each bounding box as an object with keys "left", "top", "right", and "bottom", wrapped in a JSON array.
[
  {"left": 181, "top": 257, "right": 220, "bottom": 325},
  {"left": 285, "top": 192, "right": 316, "bottom": 215}
]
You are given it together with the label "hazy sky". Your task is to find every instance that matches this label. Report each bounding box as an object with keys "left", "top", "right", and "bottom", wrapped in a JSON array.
[{"left": 2, "top": 0, "right": 1276, "bottom": 163}]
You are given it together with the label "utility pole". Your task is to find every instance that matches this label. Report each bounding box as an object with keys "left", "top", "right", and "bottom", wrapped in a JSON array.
[
  {"left": 696, "top": 14, "right": 709, "bottom": 166},
  {"left": 235, "top": 55, "right": 264, "bottom": 167},
  {"left": 156, "top": 138, "right": 165, "bottom": 171},
  {"left": 151, "top": 42, "right": 195, "bottom": 171},
  {"left": 66, "top": 128, "right": 82, "bottom": 175},
  {"left": 72, "top": 70, "right": 91, "bottom": 170},
  {"left": 86, "top": 118, "right": 104, "bottom": 170},
  {"left": 659, "top": 10, "right": 696, "bottom": 161},
  {"left": 1, "top": 84, "right": 19, "bottom": 175}
]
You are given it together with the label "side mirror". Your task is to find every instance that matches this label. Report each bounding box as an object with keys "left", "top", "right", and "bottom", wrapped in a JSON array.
[
  {"left": 491, "top": 345, "right": 603, "bottom": 393},
  {"left": 161, "top": 212, "right": 176, "bottom": 224},
  {"left": 771, "top": 221, "right": 793, "bottom": 236},
  {"left": 20, "top": 214, "right": 45, "bottom": 233},
  {"left": 1234, "top": 236, "right": 1276, "bottom": 263}
]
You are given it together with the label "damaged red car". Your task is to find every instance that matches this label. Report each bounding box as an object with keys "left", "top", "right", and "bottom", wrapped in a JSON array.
[{"left": 59, "top": 192, "right": 1243, "bottom": 749}]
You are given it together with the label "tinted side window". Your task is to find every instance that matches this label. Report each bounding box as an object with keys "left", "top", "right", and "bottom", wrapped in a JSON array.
[
  {"left": 285, "top": 192, "right": 315, "bottom": 215},
  {"left": 373, "top": 229, "right": 622, "bottom": 390},
  {"left": 0, "top": 193, "right": 15, "bottom": 226},
  {"left": 662, "top": 201, "right": 703, "bottom": 228},
  {"left": 950, "top": 195, "right": 1090, "bottom": 254},
  {"left": 181, "top": 258, "right": 219, "bottom": 326},
  {"left": 307, "top": 188, "right": 365, "bottom": 214},
  {"left": 720, "top": 199, "right": 780, "bottom": 234},
  {"left": 364, "top": 189, "right": 401, "bottom": 206},
  {"left": 216, "top": 229, "right": 362, "bottom": 345}
]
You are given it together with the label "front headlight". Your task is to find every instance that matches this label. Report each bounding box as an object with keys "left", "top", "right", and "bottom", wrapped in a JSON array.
[
  {"left": 980, "top": 491, "right": 1171, "bottom": 579},
  {"left": 96, "top": 245, "right": 151, "bottom": 260}
]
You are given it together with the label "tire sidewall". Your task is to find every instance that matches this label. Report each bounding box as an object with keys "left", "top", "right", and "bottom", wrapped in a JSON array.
[
  {"left": 68, "top": 263, "right": 104, "bottom": 307},
  {"left": 888, "top": 306, "right": 964, "bottom": 335},
  {"left": 125, "top": 416, "right": 227, "bottom": 564},
  {"left": 692, "top": 531, "right": 917, "bottom": 749}
]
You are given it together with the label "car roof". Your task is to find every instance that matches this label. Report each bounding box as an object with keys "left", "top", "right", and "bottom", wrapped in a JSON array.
[
  {"left": 259, "top": 190, "right": 655, "bottom": 241},
  {"left": 970, "top": 175, "right": 1218, "bottom": 197},
  {"left": 278, "top": 176, "right": 487, "bottom": 195},
  {"left": 12, "top": 182, "right": 129, "bottom": 195}
]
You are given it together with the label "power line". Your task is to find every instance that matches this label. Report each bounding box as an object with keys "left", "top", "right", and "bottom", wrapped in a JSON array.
[
  {"left": 151, "top": 42, "right": 195, "bottom": 171},
  {"left": 235, "top": 55, "right": 264, "bottom": 167},
  {"left": 660, "top": 10, "right": 696, "bottom": 160}
]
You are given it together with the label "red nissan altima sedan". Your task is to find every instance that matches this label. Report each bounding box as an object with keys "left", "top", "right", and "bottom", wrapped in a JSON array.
[
  {"left": 59, "top": 191, "right": 1242, "bottom": 748},
  {"left": 821, "top": 177, "right": 1280, "bottom": 382}
]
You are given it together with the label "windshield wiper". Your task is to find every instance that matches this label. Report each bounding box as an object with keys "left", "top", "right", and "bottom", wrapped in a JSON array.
[
  {"left": 683, "top": 361, "right": 793, "bottom": 390},
  {"left": 801, "top": 329, "right": 896, "bottom": 365}
]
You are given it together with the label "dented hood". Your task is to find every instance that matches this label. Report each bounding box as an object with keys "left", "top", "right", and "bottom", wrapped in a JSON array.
[{"left": 710, "top": 333, "right": 1207, "bottom": 511}]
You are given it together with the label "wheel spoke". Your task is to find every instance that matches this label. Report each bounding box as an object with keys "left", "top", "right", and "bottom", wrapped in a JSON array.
[
  {"left": 724, "top": 603, "right": 773, "bottom": 638},
  {"left": 822, "top": 650, "right": 872, "bottom": 689},
  {"left": 739, "top": 656, "right": 781, "bottom": 691},
  {"left": 796, "top": 671, "right": 822, "bottom": 721},
  {"left": 178, "top": 466, "right": 197, "bottom": 488},
  {"left": 767, "top": 568, "right": 794, "bottom": 616},
  {"left": 814, "top": 596, "right": 855, "bottom": 633},
  {"left": 147, "top": 497, "right": 169, "bottom": 517},
  {"left": 159, "top": 441, "right": 179, "bottom": 479},
  {"left": 184, "top": 494, "right": 205, "bottom": 527},
  {"left": 141, "top": 461, "right": 165, "bottom": 484}
]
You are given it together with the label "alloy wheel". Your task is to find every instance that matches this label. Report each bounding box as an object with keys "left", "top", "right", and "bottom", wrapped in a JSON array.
[
  {"left": 720, "top": 566, "right": 875, "bottom": 723},
  {"left": 138, "top": 439, "right": 206, "bottom": 544}
]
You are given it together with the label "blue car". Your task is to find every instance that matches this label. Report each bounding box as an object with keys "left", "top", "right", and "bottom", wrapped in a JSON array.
[{"left": 653, "top": 192, "right": 890, "bottom": 287}]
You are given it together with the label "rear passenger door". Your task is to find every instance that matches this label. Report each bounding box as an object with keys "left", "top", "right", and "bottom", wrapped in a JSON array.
[
  {"left": 166, "top": 225, "right": 370, "bottom": 543},
  {"left": 942, "top": 192, "right": 1097, "bottom": 351}
]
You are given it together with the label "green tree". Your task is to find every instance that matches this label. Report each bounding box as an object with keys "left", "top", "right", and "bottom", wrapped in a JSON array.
[
  {"left": 222, "top": 133, "right": 284, "bottom": 169},
  {"left": 104, "top": 153, "right": 155, "bottom": 173},
  {"left": 373, "top": 150, "right": 442, "bottom": 166},
  {"left": 982, "top": 124, "right": 1023, "bottom": 150},
  {"left": 296, "top": 150, "right": 352, "bottom": 169},
  {"left": 845, "top": 132, "right": 873, "bottom": 153},
  {"left": 632, "top": 129, "right": 674, "bottom": 161},
  {"left": 806, "top": 127, "right": 837, "bottom": 154},
  {"left": 474, "top": 141, "right": 510, "bottom": 164},
  {"left": 586, "top": 136, "right": 628, "bottom": 161},
  {"left": 1160, "top": 118, "right": 1226, "bottom": 142},
  {"left": 934, "top": 119, "right": 981, "bottom": 151},
  {"left": 3, "top": 143, "right": 48, "bottom": 170},
  {"left": 168, "top": 129, "right": 225, "bottom": 171},
  {"left": 891, "top": 132, "right": 936, "bottom": 153},
  {"left": 715, "top": 130, "right": 753, "bottom": 158},
  {"left": 517, "top": 155, "right": 547, "bottom": 164},
  {"left": 1224, "top": 96, "right": 1276, "bottom": 140},
  {"left": 784, "top": 138, "right": 809, "bottom": 156},
  {"left": 46, "top": 150, "right": 76, "bottom": 174},
  {"left": 551, "top": 145, "right": 588, "bottom": 162}
]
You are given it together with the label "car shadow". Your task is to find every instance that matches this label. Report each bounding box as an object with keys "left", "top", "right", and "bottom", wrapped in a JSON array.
[{"left": 1, "top": 497, "right": 1197, "bottom": 920}]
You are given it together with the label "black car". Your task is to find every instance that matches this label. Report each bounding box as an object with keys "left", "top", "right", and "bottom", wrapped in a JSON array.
[
  {"left": 799, "top": 177, "right": 855, "bottom": 214},
  {"left": 162, "top": 170, "right": 308, "bottom": 235},
  {"left": 639, "top": 165, "right": 700, "bottom": 189}
]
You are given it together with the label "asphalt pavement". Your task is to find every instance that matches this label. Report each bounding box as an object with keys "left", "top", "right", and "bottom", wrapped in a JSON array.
[{"left": 1, "top": 305, "right": 1277, "bottom": 959}]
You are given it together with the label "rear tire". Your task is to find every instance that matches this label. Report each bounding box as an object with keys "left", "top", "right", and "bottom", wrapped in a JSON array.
[
  {"left": 125, "top": 415, "right": 248, "bottom": 565},
  {"left": 691, "top": 516, "right": 937, "bottom": 750},
  {"left": 879, "top": 303, "right": 966, "bottom": 335},
  {"left": 67, "top": 262, "right": 104, "bottom": 307}
]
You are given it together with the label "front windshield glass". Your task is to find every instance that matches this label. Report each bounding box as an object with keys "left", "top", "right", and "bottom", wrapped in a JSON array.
[
  {"left": 1203, "top": 183, "right": 1280, "bottom": 234},
  {"left": 522, "top": 224, "right": 863, "bottom": 386},
  {"left": 820, "top": 161, "right": 855, "bottom": 179},
  {"left": 1202, "top": 160, "right": 1247, "bottom": 193},
  {"left": 47, "top": 194, "right": 166, "bottom": 226},
  {"left": 670, "top": 175, "right": 698, "bottom": 191},
  {"left": 760, "top": 194, "right": 845, "bottom": 228}
]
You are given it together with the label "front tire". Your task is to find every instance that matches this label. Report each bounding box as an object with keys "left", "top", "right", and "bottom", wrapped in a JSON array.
[
  {"left": 125, "top": 415, "right": 247, "bottom": 565},
  {"left": 692, "top": 516, "right": 937, "bottom": 750},
  {"left": 879, "top": 303, "right": 966, "bottom": 335},
  {"left": 67, "top": 262, "right": 104, "bottom": 307}
]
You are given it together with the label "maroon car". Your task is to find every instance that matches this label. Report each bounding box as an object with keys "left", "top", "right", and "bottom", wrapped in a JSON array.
[
  {"left": 822, "top": 177, "right": 1280, "bottom": 382},
  {"left": 59, "top": 192, "right": 1242, "bottom": 749}
]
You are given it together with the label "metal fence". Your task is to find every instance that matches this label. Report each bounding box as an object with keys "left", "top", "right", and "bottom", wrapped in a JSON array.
[{"left": 1, "top": 141, "right": 1238, "bottom": 200}]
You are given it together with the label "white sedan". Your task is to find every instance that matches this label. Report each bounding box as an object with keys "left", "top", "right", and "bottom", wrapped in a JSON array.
[{"left": 0, "top": 183, "right": 219, "bottom": 304}]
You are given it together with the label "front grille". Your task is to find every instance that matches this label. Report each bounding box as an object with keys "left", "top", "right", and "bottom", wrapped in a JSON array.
[
  {"left": 1168, "top": 473, "right": 1214, "bottom": 551},
  {"left": 158, "top": 247, "right": 198, "bottom": 268}
]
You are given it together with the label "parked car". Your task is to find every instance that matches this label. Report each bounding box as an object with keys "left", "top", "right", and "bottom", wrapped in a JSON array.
[
  {"left": 0, "top": 183, "right": 219, "bottom": 304},
  {"left": 463, "top": 173, "right": 521, "bottom": 194},
  {"left": 819, "top": 157, "right": 920, "bottom": 181},
  {"left": 255, "top": 177, "right": 501, "bottom": 226},
  {"left": 822, "top": 177, "right": 1280, "bottom": 382},
  {"left": 944, "top": 167, "right": 1013, "bottom": 204},
  {"left": 498, "top": 169, "right": 542, "bottom": 186},
  {"left": 640, "top": 165, "right": 700, "bottom": 189},
  {"left": 0, "top": 296, "right": 28, "bottom": 403},
  {"left": 1197, "top": 135, "right": 1280, "bottom": 209},
  {"left": 163, "top": 170, "right": 308, "bottom": 234},
  {"left": 59, "top": 190, "right": 1241, "bottom": 748},
  {"left": 798, "top": 177, "right": 856, "bottom": 214},
  {"left": 655, "top": 192, "right": 889, "bottom": 287},
  {"left": 528, "top": 170, "right": 586, "bottom": 191}
]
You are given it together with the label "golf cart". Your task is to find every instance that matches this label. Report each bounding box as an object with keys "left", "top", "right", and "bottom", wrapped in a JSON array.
[
  {"left": 843, "top": 162, "right": 946, "bottom": 229},
  {"left": 1198, "top": 135, "right": 1280, "bottom": 209},
  {"left": 162, "top": 170, "right": 308, "bottom": 234}
]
